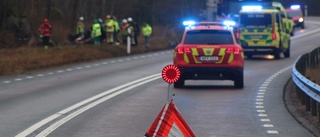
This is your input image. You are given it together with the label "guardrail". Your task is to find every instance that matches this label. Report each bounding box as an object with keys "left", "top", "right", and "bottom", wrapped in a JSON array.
[{"left": 292, "top": 47, "right": 320, "bottom": 120}]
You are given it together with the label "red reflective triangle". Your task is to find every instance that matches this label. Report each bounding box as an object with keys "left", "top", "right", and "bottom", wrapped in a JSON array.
[{"left": 145, "top": 101, "right": 196, "bottom": 137}]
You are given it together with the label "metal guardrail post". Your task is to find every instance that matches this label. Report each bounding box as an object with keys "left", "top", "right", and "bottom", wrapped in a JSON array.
[
  {"left": 292, "top": 47, "right": 320, "bottom": 123},
  {"left": 306, "top": 95, "right": 311, "bottom": 112},
  {"left": 311, "top": 99, "right": 317, "bottom": 116}
]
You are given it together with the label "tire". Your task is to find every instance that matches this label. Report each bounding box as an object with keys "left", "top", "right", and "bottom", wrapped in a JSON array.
[
  {"left": 290, "top": 27, "right": 295, "bottom": 36},
  {"left": 284, "top": 41, "right": 290, "bottom": 58},
  {"left": 234, "top": 71, "right": 244, "bottom": 89},
  {"left": 301, "top": 23, "right": 305, "bottom": 29},
  {"left": 174, "top": 79, "right": 184, "bottom": 88},
  {"left": 274, "top": 52, "right": 281, "bottom": 59}
]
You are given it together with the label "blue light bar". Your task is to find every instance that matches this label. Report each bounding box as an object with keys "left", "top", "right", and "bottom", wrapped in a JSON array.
[
  {"left": 242, "top": 6, "right": 262, "bottom": 11},
  {"left": 223, "top": 20, "right": 236, "bottom": 26},
  {"left": 183, "top": 21, "right": 195, "bottom": 26},
  {"left": 291, "top": 5, "right": 300, "bottom": 10}
]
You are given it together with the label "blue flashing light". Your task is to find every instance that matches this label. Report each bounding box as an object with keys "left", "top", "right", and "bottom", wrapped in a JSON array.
[
  {"left": 291, "top": 5, "right": 300, "bottom": 10},
  {"left": 183, "top": 21, "right": 195, "bottom": 26},
  {"left": 242, "top": 6, "right": 262, "bottom": 11},
  {"left": 223, "top": 20, "right": 236, "bottom": 26}
]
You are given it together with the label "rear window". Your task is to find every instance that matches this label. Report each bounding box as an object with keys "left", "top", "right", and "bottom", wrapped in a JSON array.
[
  {"left": 240, "top": 13, "right": 272, "bottom": 29},
  {"left": 184, "top": 30, "right": 233, "bottom": 44}
]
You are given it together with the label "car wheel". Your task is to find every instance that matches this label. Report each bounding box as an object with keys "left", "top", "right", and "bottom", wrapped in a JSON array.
[
  {"left": 290, "top": 27, "right": 295, "bottom": 36},
  {"left": 301, "top": 23, "right": 305, "bottom": 29},
  {"left": 234, "top": 71, "right": 244, "bottom": 89},
  {"left": 284, "top": 42, "right": 290, "bottom": 58},
  {"left": 174, "top": 79, "right": 184, "bottom": 88}
]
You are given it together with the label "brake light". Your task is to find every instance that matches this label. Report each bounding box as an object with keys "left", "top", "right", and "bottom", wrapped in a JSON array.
[
  {"left": 177, "top": 47, "right": 192, "bottom": 54},
  {"left": 272, "top": 23, "right": 276, "bottom": 40},
  {"left": 272, "top": 32, "right": 277, "bottom": 40},
  {"left": 227, "top": 48, "right": 240, "bottom": 54}
]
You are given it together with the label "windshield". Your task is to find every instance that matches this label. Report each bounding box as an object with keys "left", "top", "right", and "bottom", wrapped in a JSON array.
[
  {"left": 287, "top": 11, "right": 302, "bottom": 17},
  {"left": 240, "top": 13, "right": 272, "bottom": 29},
  {"left": 184, "top": 30, "right": 234, "bottom": 44}
]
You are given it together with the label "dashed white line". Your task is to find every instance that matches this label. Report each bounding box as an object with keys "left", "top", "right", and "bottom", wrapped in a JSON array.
[
  {"left": 257, "top": 96, "right": 264, "bottom": 98},
  {"left": 26, "top": 76, "right": 34, "bottom": 79},
  {"left": 261, "top": 119, "right": 270, "bottom": 122},
  {"left": 263, "top": 124, "right": 274, "bottom": 128},
  {"left": 47, "top": 72, "right": 54, "bottom": 75},
  {"left": 257, "top": 110, "right": 266, "bottom": 113},
  {"left": 256, "top": 106, "right": 264, "bottom": 109},
  {"left": 37, "top": 74, "right": 44, "bottom": 77},
  {"left": 3, "top": 81, "right": 11, "bottom": 84},
  {"left": 267, "top": 130, "right": 279, "bottom": 134},
  {"left": 94, "top": 64, "right": 100, "bottom": 66},
  {"left": 258, "top": 114, "right": 268, "bottom": 117},
  {"left": 66, "top": 69, "right": 73, "bottom": 71},
  {"left": 111, "top": 61, "right": 116, "bottom": 63},
  {"left": 57, "top": 70, "right": 64, "bottom": 73},
  {"left": 15, "top": 78, "right": 23, "bottom": 81},
  {"left": 85, "top": 65, "right": 91, "bottom": 68},
  {"left": 76, "top": 67, "right": 83, "bottom": 70},
  {"left": 102, "top": 62, "right": 108, "bottom": 65}
]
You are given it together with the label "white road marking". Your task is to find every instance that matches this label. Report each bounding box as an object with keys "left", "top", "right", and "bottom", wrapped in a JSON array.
[
  {"left": 102, "top": 62, "right": 108, "bottom": 65},
  {"left": 15, "top": 78, "right": 23, "bottom": 81},
  {"left": 85, "top": 65, "right": 91, "bottom": 68},
  {"left": 3, "top": 81, "right": 11, "bottom": 84},
  {"left": 263, "top": 124, "right": 274, "bottom": 127},
  {"left": 267, "top": 130, "right": 279, "bottom": 134},
  {"left": 256, "top": 102, "right": 263, "bottom": 105},
  {"left": 94, "top": 64, "right": 100, "bottom": 66},
  {"left": 37, "top": 74, "right": 44, "bottom": 77},
  {"left": 76, "top": 67, "right": 83, "bottom": 69},
  {"left": 256, "top": 106, "right": 264, "bottom": 109},
  {"left": 256, "top": 99, "right": 264, "bottom": 101},
  {"left": 257, "top": 96, "right": 264, "bottom": 98},
  {"left": 111, "top": 61, "right": 116, "bottom": 63},
  {"left": 261, "top": 119, "right": 270, "bottom": 122},
  {"left": 258, "top": 114, "right": 268, "bottom": 117},
  {"left": 47, "top": 72, "right": 54, "bottom": 75},
  {"left": 257, "top": 110, "right": 266, "bottom": 113},
  {"left": 66, "top": 69, "right": 73, "bottom": 71},
  {"left": 57, "top": 71, "right": 64, "bottom": 73},
  {"left": 26, "top": 76, "right": 34, "bottom": 79},
  {"left": 258, "top": 92, "right": 265, "bottom": 95},
  {"left": 15, "top": 73, "right": 162, "bottom": 137}
]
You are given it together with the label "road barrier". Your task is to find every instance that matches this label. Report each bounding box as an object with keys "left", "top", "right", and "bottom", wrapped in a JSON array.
[{"left": 292, "top": 47, "right": 320, "bottom": 121}]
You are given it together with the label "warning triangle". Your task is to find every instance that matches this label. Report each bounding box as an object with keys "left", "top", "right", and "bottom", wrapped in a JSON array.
[{"left": 144, "top": 101, "right": 196, "bottom": 137}]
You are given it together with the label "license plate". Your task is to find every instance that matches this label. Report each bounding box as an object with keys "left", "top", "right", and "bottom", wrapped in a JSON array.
[
  {"left": 199, "top": 56, "right": 219, "bottom": 61},
  {"left": 250, "top": 35, "right": 263, "bottom": 39}
]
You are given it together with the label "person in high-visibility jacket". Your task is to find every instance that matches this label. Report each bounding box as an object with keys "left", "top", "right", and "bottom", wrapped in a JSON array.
[
  {"left": 91, "top": 19, "right": 102, "bottom": 44},
  {"left": 120, "top": 19, "right": 135, "bottom": 45},
  {"left": 113, "top": 16, "right": 120, "bottom": 45},
  {"left": 76, "top": 16, "right": 85, "bottom": 36},
  {"left": 141, "top": 22, "right": 152, "bottom": 46},
  {"left": 105, "top": 15, "right": 115, "bottom": 44}
]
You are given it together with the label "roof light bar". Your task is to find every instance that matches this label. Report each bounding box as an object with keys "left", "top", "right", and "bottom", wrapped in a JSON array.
[
  {"left": 183, "top": 21, "right": 195, "bottom": 26},
  {"left": 242, "top": 6, "right": 262, "bottom": 11},
  {"left": 291, "top": 5, "right": 300, "bottom": 10}
]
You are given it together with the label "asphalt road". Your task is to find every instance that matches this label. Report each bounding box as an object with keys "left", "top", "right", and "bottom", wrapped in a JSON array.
[{"left": 1, "top": 17, "right": 320, "bottom": 137}]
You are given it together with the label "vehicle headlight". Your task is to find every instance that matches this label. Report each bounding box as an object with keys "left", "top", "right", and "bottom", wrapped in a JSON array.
[{"left": 299, "top": 18, "right": 304, "bottom": 22}]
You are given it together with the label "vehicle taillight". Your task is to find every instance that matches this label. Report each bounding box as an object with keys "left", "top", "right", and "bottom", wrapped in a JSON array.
[
  {"left": 227, "top": 48, "right": 240, "bottom": 54},
  {"left": 177, "top": 47, "right": 191, "bottom": 54},
  {"left": 272, "top": 32, "right": 277, "bottom": 40},
  {"left": 272, "top": 23, "right": 276, "bottom": 40}
]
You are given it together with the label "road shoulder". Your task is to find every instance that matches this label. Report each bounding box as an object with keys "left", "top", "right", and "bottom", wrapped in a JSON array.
[{"left": 284, "top": 78, "right": 320, "bottom": 136}]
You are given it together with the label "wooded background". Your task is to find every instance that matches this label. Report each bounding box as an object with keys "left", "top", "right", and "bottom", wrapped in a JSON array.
[{"left": 0, "top": 0, "right": 319, "bottom": 48}]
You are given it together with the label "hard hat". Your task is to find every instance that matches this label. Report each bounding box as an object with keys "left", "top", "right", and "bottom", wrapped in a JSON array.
[
  {"left": 127, "top": 17, "right": 133, "bottom": 22},
  {"left": 122, "top": 19, "right": 127, "bottom": 23},
  {"left": 106, "top": 15, "right": 111, "bottom": 19},
  {"left": 44, "top": 18, "right": 48, "bottom": 23},
  {"left": 79, "top": 16, "right": 84, "bottom": 21}
]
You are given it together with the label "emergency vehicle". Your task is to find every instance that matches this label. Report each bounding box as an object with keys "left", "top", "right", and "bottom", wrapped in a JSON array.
[
  {"left": 272, "top": 1, "right": 295, "bottom": 36},
  {"left": 238, "top": 6, "right": 291, "bottom": 59},
  {"left": 173, "top": 21, "right": 244, "bottom": 88},
  {"left": 286, "top": 5, "right": 304, "bottom": 29}
]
